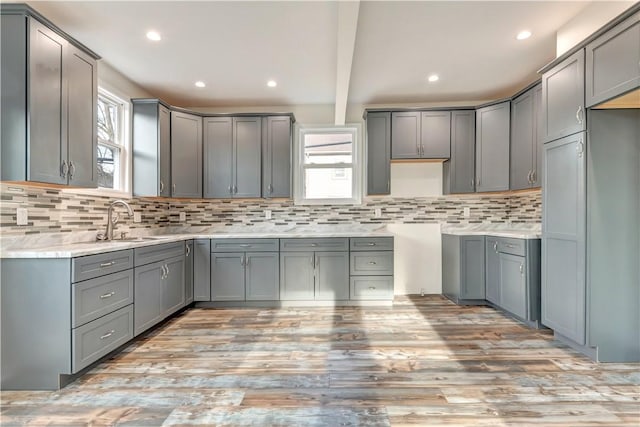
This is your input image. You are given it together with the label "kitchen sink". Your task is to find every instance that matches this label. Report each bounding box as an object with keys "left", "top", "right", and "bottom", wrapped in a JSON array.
[{"left": 77, "top": 236, "right": 170, "bottom": 244}]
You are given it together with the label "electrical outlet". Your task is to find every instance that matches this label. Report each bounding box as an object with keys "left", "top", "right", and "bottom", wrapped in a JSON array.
[
  {"left": 463, "top": 207, "right": 471, "bottom": 218},
  {"left": 179, "top": 212, "right": 187, "bottom": 222},
  {"left": 16, "top": 208, "right": 28, "bottom": 226},
  {"left": 374, "top": 208, "right": 382, "bottom": 218},
  {"left": 265, "top": 210, "right": 272, "bottom": 220},
  {"left": 133, "top": 212, "right": 142, "bottom": 223}
]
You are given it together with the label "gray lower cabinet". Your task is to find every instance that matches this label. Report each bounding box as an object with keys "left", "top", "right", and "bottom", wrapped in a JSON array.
[
  {"left": 279, "top": 252, "right": 315, "bottom": 300},
  {"left": 443, "top": 110, "right": 475, "bottom": 194},
  {"left": 366, "top": 112, "right": 391, "bottom": 195},
  {"left": 204, "top": 116, "right": 262, "bottom": 198},
  {"left": 586, "top": 11, "right": 640, "bottom": 108},
  {"left": 133, "top": 242, "right": 186, "bottom": 336},
  {"left": 1, "top": 11, "right": 98, "bottom": 186},
  {"left": 542, "top": 133, "right": 586, "bottom": 344},
  {"left": 132, "top": 100, "right": 171, "bottom": 197},
  {"left": 210, "top": 239, "right": 280, "bottom": 302},
  {"left": 349, "top": 237, "right": 394, "bottom": 301},
  {"left": 510, "top": 84, "right": 543, "bottom": 190},
  {"left": 262, "top": 116, "right": 291, "bottom": 198},
  {"left": 541, "top": 49, "right": 586, "bottom": 143},
  {"left": 315, "top": 252, "right": 349, "bottom": 300},
  {"left": 193, "top": 239, "right": 211, "bottom": 301},
  {"left": 475, "top": 101, "right": 510, "bottom": 192},
  {"left": 499, "top": 253, "right": 527, "bottom": 320},
  {"left": 170, "top": 111, "right": 203, "bottom": 198},
  {"left": 442, "top": 235, "right": 486, "bottom": 304},
  {"left": 184, "top": 240, "right": 194, "bottom": 304},
  {"left": 485, "top": 237, "right": 500, "bottom": 305}
]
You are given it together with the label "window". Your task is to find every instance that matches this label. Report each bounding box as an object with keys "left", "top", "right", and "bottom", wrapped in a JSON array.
[
  {"left": 97, "top": 89, "right": 129, "bottom": 192},
  {"left": 295, "top": 125, "right": 362, "bottom": 204}
]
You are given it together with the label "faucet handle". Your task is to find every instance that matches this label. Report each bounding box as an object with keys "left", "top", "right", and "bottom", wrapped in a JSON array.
[
  {"left": 111, "top": 213, "right": 120, "bottom": 225},
  {"left": 96, "top": 232, "right": 107, "bottom": 241}
]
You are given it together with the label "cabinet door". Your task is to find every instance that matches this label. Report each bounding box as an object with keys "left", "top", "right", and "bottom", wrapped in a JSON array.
[
  {"left": 499, "top": 253, "right": 527, "bottom": 319},
  {"left": 162, "top": 256, "right": 185, "bottom": 317},
  {"left": 444, "top": 110, "right": 475, "bottom": 194},
  {"left": 460, "top": 237, "right": 485, "bottom": 300},
  {"left": 233, "top": 117, "right": 261, "bottom": 198},
  {"left": 315, "top": 252, "right": 349, "bottom": 300},
  {"left": 245, "top": 252, "right": 279, "bottom": 301},
  {"left": 510, "top": 88, "right": 535, "bottom": 190},
  {"left": 171, "top": 111, "right": 202, "bottom": 198},
  {"left": 541, "top": 50, "right": 585, "bottom": 142},
  {"left": 366, "top": 112, "right": 391, "bottom": 195},
  {"left": 421, "top": 111, "right": 451, "bottom": 158},
  {"left": 586, "top": 14, "right": 640, "bottom": 107},
  {"left": 159, "top": 105, "right": 172, "bottom": 197},
  {"left": 193, "top": 239, "right": 211, "bottom": 301},
  {"left": 485, "top": 238, "right": 500, "bottom": 305},
  {"left": 28, "top": 18, "right": 67, "bottom": 185},
  {"left": 184, "top": 240, "right": 194, "bottom": 304},
  {"left": 542, "top": 133, "right": 586, "bottom": 344},
  {"left": 210, "top": 252, "right": 245, "bottom": 301},
  {"left": 280, "top": 252, "right": 315, "bottom": 300},
  {"left": 532, "top": 84, "right": 543, "bottom": 187},
  {"left": 203, "top": 117, "right": 233, "bottom": 198},
  {"left": 262, "top": 116, "right": 291, "bottom": 198},
  {"left": 391, "top": 112, "right": 420, "bottom": 159},
  {"left": 134, "top": 261, "right": 163, "bottom": 336},
  {"left": 66, "top": 45, "right": 97, "bottom": 188},
  {"left": 476, "top": 102, "right": 510, "bottom": 192}
]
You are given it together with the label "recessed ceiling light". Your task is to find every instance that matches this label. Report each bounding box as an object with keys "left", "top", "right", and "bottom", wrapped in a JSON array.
[
  {"left": 517, "top": 30, "right": 532, "bottom": 40},
  {"left": 146, "top": 30, "right": 162, "bottom": 41},
  {"left": 267, "top": 80, "right": 277, "bottom": 88},
  {"left": 427, "top": 74, "right": 439, "bottom": 83},
  {"left": 194, "top": 81, "right": 206, "bottom": 88}
]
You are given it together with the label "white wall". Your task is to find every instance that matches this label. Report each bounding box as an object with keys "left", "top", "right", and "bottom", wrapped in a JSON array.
[
  {"left": 98, "top": 61, "right": 153, "bottom": 100},
  {"left": 556, "top": 1, "right": 636, "bottom": 56}
]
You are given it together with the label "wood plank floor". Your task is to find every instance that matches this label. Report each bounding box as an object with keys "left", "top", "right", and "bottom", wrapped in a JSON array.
[{"left": 2, "top": 295, "right": 639, "bottom": 426}]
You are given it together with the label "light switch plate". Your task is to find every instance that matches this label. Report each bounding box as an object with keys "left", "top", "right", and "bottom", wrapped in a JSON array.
[
  {"left": 16, "top": 208, "right": 28, "bottom": 226},
  {"left": 133, "top": 212, "right": 142, "bottom": 223},
  {"left": 463, "top": 207, "right": 471, "bottom": 218},
  {"left": 374, "top": 208, "right": 382, "bottom": 218},
  {"left": 179, "top": 212, "right": 186, "bottom": 222},
  {"left": 264, "top": 210, "right": 272, "bottom": 220}
]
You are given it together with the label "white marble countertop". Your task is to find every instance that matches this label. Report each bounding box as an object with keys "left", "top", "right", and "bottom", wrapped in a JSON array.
[
  {"left": 0, "top": 225, "right": 393, "bottom": 259},
  {"left": 440, "top": 224, "right": 541, "bottom": 239}
]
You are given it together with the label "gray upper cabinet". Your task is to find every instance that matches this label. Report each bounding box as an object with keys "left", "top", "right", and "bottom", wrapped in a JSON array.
[
  {"left": 510, "top": 84, "right": 542, "bottom": 190},
  {"left": 366, "top": 112, "right": 391, "bottom": 195},
  {"left": 443, "top": 110, "right": 475, "bottom": 194},
  {"left": 132, "top": 101, "right": 171, "bottom": 197},
  {"left": 586, "top": 12, "right": 640, "bottom": 107},
  {"left": 542, "top": 132, "right": 586, "bottom": 344},
  {"left": 262, "top": 116, "right": 291, "bottom": 198},
  {"left": 391, "top": 112, "right": 420, "bottom": 159},
  {"left": 1, "top": 12, "right": 98, "bottom": 186},
  {"left": 204, "top": 116, "right": 261, "bottom": 198},
  {"left": 541, "top": 50, "right": 585, "bottom": 143},
  {"left": 170, "top": 111, "right": 202, "bottom": 198},
  {"left": 475, "top": 101, "right": 510, "bottom": 192},
  {"left": 421, "top": 111, "right": 451, "bottom": 158}
]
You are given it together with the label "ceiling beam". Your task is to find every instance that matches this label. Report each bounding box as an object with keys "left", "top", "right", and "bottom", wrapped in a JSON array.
[{"left": 334, "top": 1, "right": 360, "bottom": 126}]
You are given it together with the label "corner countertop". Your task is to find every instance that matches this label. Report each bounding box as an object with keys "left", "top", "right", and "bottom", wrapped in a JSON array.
[
  {"left": 440, "top": 224, "right": 541, "bottom": 240},
  {"left": 0, "top": 226, "right": 394, "bottom": 259}
]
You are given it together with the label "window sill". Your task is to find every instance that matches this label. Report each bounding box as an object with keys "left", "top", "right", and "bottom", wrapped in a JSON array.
[
  {"left": 294, "top": 197, "right": 362, "bottom": 206},
  {"left": 61, "top": 187, "right": 132, "bottom": 199}
]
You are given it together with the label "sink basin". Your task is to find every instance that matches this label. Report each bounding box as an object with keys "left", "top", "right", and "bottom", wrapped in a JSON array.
[{"left": 77, "top": 236, "right": 169, "bottom": 244}]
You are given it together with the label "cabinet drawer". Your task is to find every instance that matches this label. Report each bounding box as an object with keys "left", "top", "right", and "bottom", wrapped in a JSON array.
[
  {"left": 350, "top": 276, "right": 394, "bottom": 300},
  {"left": 350, "top": 237, "right": 393, "bottom": 251},
  {"left": 134, "top": 242, "right": 184, "bottom": 267},
  {"left": 350, "top": 251, "right": 394, "bottom": 275},
  {"left": 72, "top": 269, "right": 134, "bottom": 328},
  {"left": 496, "top": 237, "right": 526, "bottom": 256},
  {"left": 211, "top": 238, "right": 279, "bottom": 252},
  {"left": 72, "top": 250, "right": 133, "bottom": 282},
  {"left": 72, "top": 304, "right": 133, "bottom": 372},
  {"left": 280, "top": 238, "right": 348, "bottom": 252}
]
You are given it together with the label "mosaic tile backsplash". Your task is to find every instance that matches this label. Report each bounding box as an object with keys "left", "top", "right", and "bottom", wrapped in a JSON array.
[{"left": 0, "top": 183, "right": 541, "bottom": 238}]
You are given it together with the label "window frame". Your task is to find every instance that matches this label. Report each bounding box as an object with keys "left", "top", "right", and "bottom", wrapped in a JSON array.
[{"left": 294, "top": 124, "right": 363, "bottom": 205}]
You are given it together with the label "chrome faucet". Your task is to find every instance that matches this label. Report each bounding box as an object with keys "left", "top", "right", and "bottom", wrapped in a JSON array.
[{"left": 99, "top": 200, "right": 134, "bottom": 241}]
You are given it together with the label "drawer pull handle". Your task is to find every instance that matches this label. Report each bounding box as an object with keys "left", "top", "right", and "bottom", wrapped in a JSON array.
[
  {"left": 311, "top": 243, "right": 317, "bottom": 247},
  {"left": 100, "top": 330, "right": 115, "bottom": 340},
  {"left": 368, "top": 286, "right": 376, "bottom": 290},
  {"left": 368, "top": 261, "right": 377, "bottom": 265},
  {"left": 100, "top": 261, "right": 116, "bottom": 268},
  {"left": 367, "top": 243, "right": 376, "bottom": 246},
  {"left": 100, "top": 291, "right": 116, "bottom": 299},
  {"left": 239, "top": 244, "right": 251, "bottom": 248},
  {"left": 506, "top": 244, "right": 515, "bottom": 248}
]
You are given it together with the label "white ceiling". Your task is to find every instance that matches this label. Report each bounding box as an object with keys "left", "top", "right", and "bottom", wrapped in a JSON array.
[{"left": 24, "top": 1, "right": 607, "bottom": 109}]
